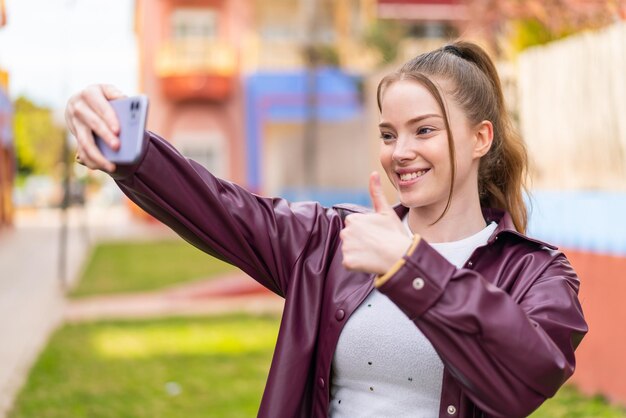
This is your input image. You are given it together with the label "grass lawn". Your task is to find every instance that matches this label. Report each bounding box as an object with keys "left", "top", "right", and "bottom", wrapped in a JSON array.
[
  {"left": 8, "top": 314, "right": 626, "bottom": 417},
  {"left": 532, "top": 386, "right": 626, "bottom": 417},
  {"left": 71, "top": 239, "right": 235, "bottom": 297},
  {"left": 9, "top": 315, "right": 280, "bottom": 418}
]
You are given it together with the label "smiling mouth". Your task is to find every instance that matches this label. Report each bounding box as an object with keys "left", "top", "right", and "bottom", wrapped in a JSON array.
[{"left": 398, "top": 169, "right": 430, "bottom": 182}]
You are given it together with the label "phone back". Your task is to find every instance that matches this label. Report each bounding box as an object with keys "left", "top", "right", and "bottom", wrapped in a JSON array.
[{"left": 96, "top": 95, "right": 149, "bottom": 164}]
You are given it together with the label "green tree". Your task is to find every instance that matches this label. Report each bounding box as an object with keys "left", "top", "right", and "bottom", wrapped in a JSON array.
[
  {"left": 464, "top": 0, "right": 619, "bottom": 56},
  {"left": 13, "top": 96, "right": 65, "bottom": 176},
  {"left": 363, "top": 20, "right": 407, "bottom": 66}
]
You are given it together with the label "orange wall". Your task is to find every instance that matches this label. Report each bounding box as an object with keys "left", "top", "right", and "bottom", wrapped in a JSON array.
[
  {"left": 0, "top": 148, "right": 14, "bottom": 227},
  {"left": 564, "top": 248, "right": 626, "bottom": 408}
]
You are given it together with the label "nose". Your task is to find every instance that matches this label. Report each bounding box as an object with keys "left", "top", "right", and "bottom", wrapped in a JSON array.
[{"left": 391, "top": 135, "right": 416, "bottom": 163}]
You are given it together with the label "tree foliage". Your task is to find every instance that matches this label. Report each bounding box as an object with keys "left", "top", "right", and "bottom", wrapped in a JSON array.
[
  {"left": 363, "top": 20, "right": 407, "bottom": 66},
  {"left": 13, "top": 96, "right": 66, "bottom": 176},
  {"left": 464, "top": 0, "right": 621, "bottom": 56}
]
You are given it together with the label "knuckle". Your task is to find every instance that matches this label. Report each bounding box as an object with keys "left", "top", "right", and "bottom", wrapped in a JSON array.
[
  {"left": 72, "top": 100, "right": 86, "bottom": 117},
  {"left": 66, "top": 97, "right": 75, "bottom": 111},
  {"left": 341, "top": 258, "right": 352, "bottom": 270},
  {"left": 79, "top": 89, "right": 90, "bottom": 102},
  {"left": 83, "top": 85, "right": 100, "bottom": 101},
  {"left": 82, "top": 143, "right": 100, "bottom": 161},
  {"left": 95, "top": 118, "right": 109, "bottom": 135},
  {"left": 81, "top": 146, "right": 94, "bottom": 161},
  {"left": 103, "top": 83, "right": 117, "bottom": 95},
  {"left": 68, "top": 102, "right": 79, "bottom": 117}
]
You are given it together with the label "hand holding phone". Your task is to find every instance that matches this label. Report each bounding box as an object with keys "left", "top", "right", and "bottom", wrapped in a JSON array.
[{"left": 94, "top": 95, "right": 149, "bottom": 165}]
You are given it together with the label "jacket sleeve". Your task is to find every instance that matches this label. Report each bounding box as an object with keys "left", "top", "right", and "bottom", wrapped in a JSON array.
[
  {"left": 110, "top": 131, "right": 337, "bottom": 298},
  {"left": 375, "top": 238, "right": 588, "bottom": 417}
]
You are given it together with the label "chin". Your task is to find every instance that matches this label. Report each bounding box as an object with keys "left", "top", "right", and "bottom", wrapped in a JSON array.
[
  {"left": 397, "top": 191, "right": 439, "bottom": 210},
  {"left": 398, "top": 193, "right": 423, "bottom": 209}
]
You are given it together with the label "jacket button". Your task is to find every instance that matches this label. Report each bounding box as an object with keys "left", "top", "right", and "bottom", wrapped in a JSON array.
[
  {"left": 412, "top": 277, "right": 425, "bottom": 290},
  {"left": 335, "top": 309, "right": 345, "bottom": 321},
  {"left": 467, "top": 261, "right": 473, "bottom": 267},
  {"left": 447, "top": 405, "right": 457, "bottom": 415},
  {"left": 318, "top": 378, "right": 325, "bottom": 388}
]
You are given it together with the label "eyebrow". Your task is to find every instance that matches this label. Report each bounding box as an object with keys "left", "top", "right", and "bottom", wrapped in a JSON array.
[{"left": 378, "top": 113, "right": 442, "bottom": 129}]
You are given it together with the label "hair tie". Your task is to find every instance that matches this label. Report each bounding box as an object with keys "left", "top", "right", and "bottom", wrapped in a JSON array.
[{"left": 443, "top": 45, "right": 464, "bottom": 59}]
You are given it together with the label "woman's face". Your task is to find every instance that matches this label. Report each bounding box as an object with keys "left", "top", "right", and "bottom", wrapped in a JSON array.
[{"left": 378, "top": 79, "right": 485, "bottom": 213}]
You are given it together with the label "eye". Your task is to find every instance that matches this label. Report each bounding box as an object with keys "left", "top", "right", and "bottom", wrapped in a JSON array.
[
  {"left": 379, "top": 132, "right": 395, "bottom": 142},
  {"left": 416, "top": 127, "right": 434, "bottom": 136}
]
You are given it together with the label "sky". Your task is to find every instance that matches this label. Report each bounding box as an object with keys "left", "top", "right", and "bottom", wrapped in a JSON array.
[{"left": 0, "top": 0, "right": 138, "bottom": 110}]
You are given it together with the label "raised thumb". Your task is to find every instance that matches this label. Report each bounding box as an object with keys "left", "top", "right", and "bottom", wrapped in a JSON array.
[{"left": 369, "top": 171, "right": 393, "bottom": 214}]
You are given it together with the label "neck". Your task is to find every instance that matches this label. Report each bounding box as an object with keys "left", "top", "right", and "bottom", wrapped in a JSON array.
[{"left": 407, "top": 193, "right": 486, "bottom": 244}]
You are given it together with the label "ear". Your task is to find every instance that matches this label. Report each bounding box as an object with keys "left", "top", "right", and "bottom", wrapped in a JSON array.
[{"left": 473, "top": 120, "right": 493, "bottom": 159}]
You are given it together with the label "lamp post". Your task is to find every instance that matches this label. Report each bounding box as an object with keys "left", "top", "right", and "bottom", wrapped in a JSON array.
[
  {"left": 302, "top": 0, "right": 320, "bottom": 191},
  {"left": 56, "top": 0, "right": 78, "bottom": 291}
]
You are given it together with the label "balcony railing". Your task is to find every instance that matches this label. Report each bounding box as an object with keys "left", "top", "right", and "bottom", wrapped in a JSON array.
[{"left": 155, "top": 39, "right": 237, "bottom": 101}]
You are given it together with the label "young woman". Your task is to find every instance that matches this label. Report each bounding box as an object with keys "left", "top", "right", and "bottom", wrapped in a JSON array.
[{"left": 66, "top": 41, "right": 587, "bottom": 417}]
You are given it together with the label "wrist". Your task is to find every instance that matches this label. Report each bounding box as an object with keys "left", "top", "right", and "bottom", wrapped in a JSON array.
[{"left": 375, "top": 234, "right": 421, "bottom": 287}]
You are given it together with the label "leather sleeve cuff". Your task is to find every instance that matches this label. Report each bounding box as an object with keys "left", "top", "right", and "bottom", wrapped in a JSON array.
[
  {"left": 376, "top": 238, "right": 456, "bottom": 319},
  {"left": 109, "top": 131, "right": 151, "bottom": 181},
  {"left": 374, "top": 234, "right": 421, "bottom": 287}
]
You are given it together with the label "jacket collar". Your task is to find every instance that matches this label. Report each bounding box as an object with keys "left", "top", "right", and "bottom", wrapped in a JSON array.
[{"left": 392, "top": 205, "right": 557, "bottom": 250}]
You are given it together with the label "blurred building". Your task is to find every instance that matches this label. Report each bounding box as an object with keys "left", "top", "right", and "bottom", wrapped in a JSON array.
[
  {"left": 377, "top": 0, "right": 466, "bottom": 35},
  {"left": 244, "top": 0, "right": 374, "bottom": 198},
  {"left": 370, "top": 0, "right": 471, "bottom": 83},
  {"left": 134, "top": 0, "right": 376, "bottom": 204},
  {"left": 135, "top": 0, "right": 245, "bottom": 185},
  {"left": 0, "top": 0, "right": 14, "bottom": 229}
]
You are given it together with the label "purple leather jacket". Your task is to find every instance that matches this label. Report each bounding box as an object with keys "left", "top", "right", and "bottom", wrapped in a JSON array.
[{"left": 112, "top": 132, "right": 587, "bottom": 418}]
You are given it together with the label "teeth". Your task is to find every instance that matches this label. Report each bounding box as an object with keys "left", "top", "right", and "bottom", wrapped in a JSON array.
[{"left": 399, "top": 170, "right": 428, "bottom": 181}]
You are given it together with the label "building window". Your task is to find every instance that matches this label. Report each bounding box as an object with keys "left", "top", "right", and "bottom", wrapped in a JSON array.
[
  {"left": 256, "top": 0, "right": 299, "bottom": 41},
  {"left": 171, "top": 8, "right": 218, "bottom": 40},
  {"left": 406, "top": 22, "right": 457, "bottom": 39},
  {"left": 174, "top": 131, "right": 227, "bottom": 178}
]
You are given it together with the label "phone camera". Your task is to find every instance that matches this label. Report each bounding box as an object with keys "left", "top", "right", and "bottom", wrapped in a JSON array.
[{"left": 130, "top": 101, "right": 140, "bottom": 119}]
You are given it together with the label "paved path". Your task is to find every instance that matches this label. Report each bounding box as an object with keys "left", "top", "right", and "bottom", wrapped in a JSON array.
[
  {"left": 0, "top": 215, "right": 84, "bottom": 417},
  {"left": 0, "top": 206, "right": 176, "bottom": 417},
  {"left": 0, "top": 205, "right": 284, "bottom": 418},
  {"left": 65, "top": 272, "right": 284, "bottom": 322}
]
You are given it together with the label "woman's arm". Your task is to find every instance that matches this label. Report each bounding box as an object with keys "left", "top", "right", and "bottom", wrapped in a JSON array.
[
  {"left": 65, "top": 85, "right": 339, "bottom": 297},
  {"left": 112, "top": 131, "right": 338, "bottom": 297},
  {"left": 376, "top": 239, "right": 587, "bottom": 417},
  {"left": 334, "top": 161, "right": 586, "bottom": 416}
]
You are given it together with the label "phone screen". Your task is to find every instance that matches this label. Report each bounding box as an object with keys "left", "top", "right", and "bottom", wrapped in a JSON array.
[{"left": 95, "top": 95, "right": 149, "bottom": 164}]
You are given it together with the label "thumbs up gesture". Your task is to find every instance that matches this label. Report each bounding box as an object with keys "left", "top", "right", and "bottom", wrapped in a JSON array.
[{"left": 340, "top": 172, "right": 415, "bottom": 275}]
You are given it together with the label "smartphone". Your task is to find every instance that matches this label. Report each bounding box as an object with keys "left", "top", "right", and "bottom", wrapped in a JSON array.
[{"left": 95, "top": 95, "right": 149, "bottom": 164}]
